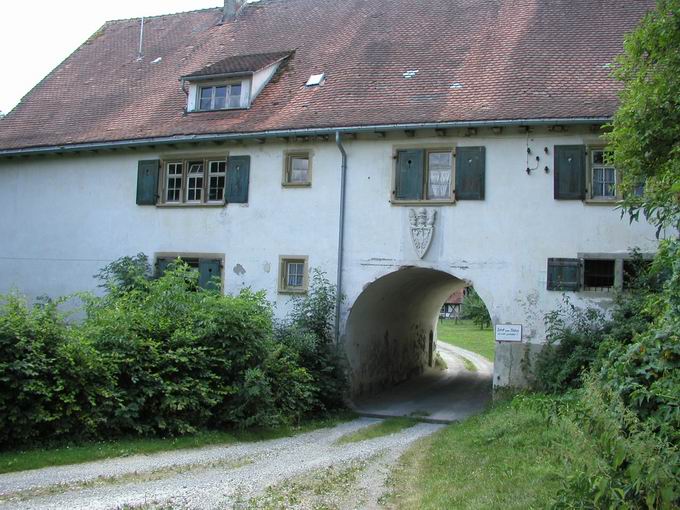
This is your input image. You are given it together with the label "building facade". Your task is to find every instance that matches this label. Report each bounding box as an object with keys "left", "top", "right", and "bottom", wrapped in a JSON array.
[{"left": 0, "top": 0, "right": 659, "bottom": 393}]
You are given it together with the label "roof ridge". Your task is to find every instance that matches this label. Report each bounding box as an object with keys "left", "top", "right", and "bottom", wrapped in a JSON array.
[{"left": 104, "top": 6, "right": 222, "bottom": 25}]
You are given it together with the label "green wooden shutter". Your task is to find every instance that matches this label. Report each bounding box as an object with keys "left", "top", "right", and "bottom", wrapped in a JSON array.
[
  {"left": 226, "top": 156, "right": 250, "bottom": 203},
  {"left": 199, "top": 259, "right": 221, "bottom": 290},
  {"left": 395, "top": 149, "right": 424, "bottom": 200},
  {"left": 455, "top": 146, "right": 485, "bottom": 200},
  {"left": 547, "top": 258, "right": 581, "bottom": 291},
  {"left": 554, "top": 146, "right": 585, "bottom": 200},
  {"left": 156, "top": 258, "right": 171, "bottom": 277},
  {"left": 136, "top": 160, "right": 160, "bottom": 205}
]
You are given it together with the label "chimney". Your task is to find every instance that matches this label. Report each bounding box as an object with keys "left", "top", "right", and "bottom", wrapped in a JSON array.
[{"left": 223, "top": 0, "right": 245, "bottom": 21}]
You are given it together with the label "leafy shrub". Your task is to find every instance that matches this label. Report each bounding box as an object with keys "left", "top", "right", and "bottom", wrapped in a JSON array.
[
  {"left": 534, "top": 297, "right": 610, "bottom": 393},
  {"left": 552, "top": 375, "right": 679, "bottom": 510},
  {"left": 275, "top": 269, "right": 347, "bottom": 413},
  {"left": 0, "top": 294, "right": 113, "bottom": 446},
  {"left": 0, "top": 258, "right": 348, "bottom": 448}
]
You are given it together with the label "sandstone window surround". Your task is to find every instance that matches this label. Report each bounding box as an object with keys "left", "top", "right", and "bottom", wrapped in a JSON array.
[
  {"left": 391, "top": 145, "right": 485, "bottom": 205},
  {"left": 278, "top": 256, "right": 309, "bottom": 294}
]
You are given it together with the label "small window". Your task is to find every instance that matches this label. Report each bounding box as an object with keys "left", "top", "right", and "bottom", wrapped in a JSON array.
[
  {"left": 589, "top": 148, "right": 618, "bottom": 200},
  {"left": 394, "top": 148, "right": 455, "bottom": 201},
  {"left": 279, "top": 256, "right": 308, "bottom": 293},
  {"left": 283, "top": 152, "right": 311, "bottom": 186},
  {"left": 156, "top": 256, "right": 222, "bottom": 290},
  {"left": 198, "top": 82, "right": 244, "bottom": 111},
  {"left": 583, "top": 259, "right": 616, "bottom": 291}
]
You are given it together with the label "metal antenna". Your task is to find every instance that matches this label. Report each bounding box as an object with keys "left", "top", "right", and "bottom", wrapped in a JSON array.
[{"left": 137, "top": 17, "right": 144, "bottom": 60}]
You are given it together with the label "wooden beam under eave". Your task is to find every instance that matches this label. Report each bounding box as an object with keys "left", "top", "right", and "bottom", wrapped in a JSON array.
[
  {"left": 255, "top": 138, "right": 266, "bottom": 144},
  {"left": 404, "top": 130, "right": 415, "bottom": 138},
  {"left": 374, "top": 131, "right": 386, "bottom": 138},
  {"left": 435, "top": 128, "right": 447, "bottom": 137}
]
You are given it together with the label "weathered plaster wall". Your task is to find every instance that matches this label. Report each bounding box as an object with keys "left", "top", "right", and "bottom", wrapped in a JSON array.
[{"left": 0, "top": 127, "right": 661, "bottom": 392}]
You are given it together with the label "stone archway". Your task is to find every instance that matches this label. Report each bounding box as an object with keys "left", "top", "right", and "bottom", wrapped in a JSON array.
[{"left": 343, "top": 266, "right": 468, "bottom": 395}]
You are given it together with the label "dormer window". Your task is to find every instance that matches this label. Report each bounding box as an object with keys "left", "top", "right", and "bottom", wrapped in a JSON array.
[
  {"left": 199, "top": 83, "right": 243, "bottom": 111},
  {"left": 181, "top": 51, "right": 292, "bottom": 113}
]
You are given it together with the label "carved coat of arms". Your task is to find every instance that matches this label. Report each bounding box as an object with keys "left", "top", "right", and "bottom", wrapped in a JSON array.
[{"left": 409, "top": 208, "right": 436, "bottom": 259}]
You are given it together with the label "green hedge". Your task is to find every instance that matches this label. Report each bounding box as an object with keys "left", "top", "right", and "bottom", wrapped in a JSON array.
[{"left": 0, "top": 258, "right": 346, "bottom": 448}]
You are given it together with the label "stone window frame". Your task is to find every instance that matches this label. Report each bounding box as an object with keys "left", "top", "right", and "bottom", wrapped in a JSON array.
[
  {"left": 586, "top": 145, "right": 622, "bottom": 204},
  {"left": 278, "top": 255, "right": 309, "bottom": 294},
  {"left": 157, "top": 152, "right": 229, "bottom": 207},
  {"left": 389, "top": 142, "right": 457, "bottom": 206},
  {"left": 282, "top": 150, "right": 313, "bottom": 187}
]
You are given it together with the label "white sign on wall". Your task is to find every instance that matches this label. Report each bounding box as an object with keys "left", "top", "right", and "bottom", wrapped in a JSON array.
[{"left": 495, "top": 324, "right": 523, "bottom": 342}]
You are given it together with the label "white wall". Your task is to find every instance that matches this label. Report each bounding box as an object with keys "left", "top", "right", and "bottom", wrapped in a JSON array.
[{"left": 0, "top": 126, "right": 660, "bottom": 388}]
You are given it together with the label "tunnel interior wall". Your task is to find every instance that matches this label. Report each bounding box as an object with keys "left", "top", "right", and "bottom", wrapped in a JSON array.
[{"left": 344, "top": 267, "right": 464, "bottom": 395}]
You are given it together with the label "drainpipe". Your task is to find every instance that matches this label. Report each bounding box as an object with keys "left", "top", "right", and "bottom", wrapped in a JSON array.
[{"left": 335, "top": 131, "right": 348, "bottom": 343}]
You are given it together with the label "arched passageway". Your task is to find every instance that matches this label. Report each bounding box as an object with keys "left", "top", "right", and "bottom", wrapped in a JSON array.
[{"left": 344, "top": 266, "right": 467, "bottom": 395}]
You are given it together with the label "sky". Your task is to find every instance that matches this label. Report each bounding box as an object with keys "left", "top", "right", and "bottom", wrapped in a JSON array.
[{"left": 0, "top": 1, "right": 224, "bottom": 114}]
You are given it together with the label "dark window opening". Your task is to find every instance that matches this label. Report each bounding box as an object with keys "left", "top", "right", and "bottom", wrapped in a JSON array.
[
  {"left": 623, "top": 259, "right": 652, "bottom": 290},
  {"left": 583, "top": 259, "right": 615, "bottom": 290}
]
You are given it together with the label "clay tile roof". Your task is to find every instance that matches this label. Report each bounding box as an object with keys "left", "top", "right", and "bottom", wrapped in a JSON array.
[
  {"left": 0, "top": 0, "right": 655, "bottom": 151},
  {"left": 182, "top": 51, "right": 292, "bottom": 80}
]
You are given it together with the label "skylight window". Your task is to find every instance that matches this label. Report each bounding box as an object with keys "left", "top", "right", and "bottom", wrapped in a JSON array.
[{"left": 306, "top": 73, "right": 325, "bottom": 87}]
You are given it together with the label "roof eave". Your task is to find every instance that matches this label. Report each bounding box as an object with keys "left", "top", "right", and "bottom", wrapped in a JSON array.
[{"left": 0, "top": 117, "right": 611, "bottom": 158}]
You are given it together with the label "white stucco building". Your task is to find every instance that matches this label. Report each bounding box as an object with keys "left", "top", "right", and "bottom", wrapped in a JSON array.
[{"left": 0, "top": 0, "right": 659, "bottom": 392}]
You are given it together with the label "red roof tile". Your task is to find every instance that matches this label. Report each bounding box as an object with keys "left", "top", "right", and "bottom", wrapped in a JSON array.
[
  {"left": 0, "top": 0, "right": 654, "bottom": 151},
  {"left": 182, "top": 50, "right": 292, "bottom": 79}
]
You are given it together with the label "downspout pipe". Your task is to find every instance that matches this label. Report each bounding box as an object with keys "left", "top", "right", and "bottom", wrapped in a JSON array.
[{"left": 335, "top": 131, "right": 347, "bottom": 343}]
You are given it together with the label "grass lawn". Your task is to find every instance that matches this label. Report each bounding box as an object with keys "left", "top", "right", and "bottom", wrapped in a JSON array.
[
  {"left": 335, "top": 417, "right": 418, "bottom": 445},
  {"left": 437, "top": 319, "right": 495, "bottom": 361},
  {"left": 388, "top": 395, "right": 594, "bottom": 510},
  {"left": 0, "top": 410, "right": 356, "bottom": 475}
]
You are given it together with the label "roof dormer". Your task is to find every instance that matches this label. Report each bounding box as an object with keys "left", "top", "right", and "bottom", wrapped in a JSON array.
[{"left": 181, "top": 51, "right": 291, "bottom": 112}]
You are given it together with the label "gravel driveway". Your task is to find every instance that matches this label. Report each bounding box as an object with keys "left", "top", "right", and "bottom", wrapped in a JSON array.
[
  {"left": 0, "top": 344, "right": 491, "bottom": 510},
  {"left": 0, "top": 418, "right": 443, "bottom": 510}
]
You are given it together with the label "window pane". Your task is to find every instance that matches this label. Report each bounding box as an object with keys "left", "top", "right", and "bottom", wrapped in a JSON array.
[
  {"left": 228, "top": 84, "right": 242, "bottom": 108},
  {"left": 213, "top": 87, "right": 226, "bottom": 109},
  {"left": 186, "top": 162, "right": 204, "bottom": 202},
  {"left": 286, "top": 262, "right": 304, "bottom": 288},
  {"left": 427, "top": 152, "right": 452, "bottom": 199},
  {"left": 289, "top": 156, "right": 309, "bottom": 183},
  {"left": 584, "top": 259, "right": 615, "bottom": 288},
  {"left": 166, "top": 162, "right": 183, "bottom": 202},
  {"left": 199, "top": 87, "right": 213, "bottom": 110},
  {"left": 592, "top": 150, "right": 604, "bottom": 165}
]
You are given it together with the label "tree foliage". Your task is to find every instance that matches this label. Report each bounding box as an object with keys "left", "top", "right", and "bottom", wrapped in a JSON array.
[
  {"left": 606, "top": 0, "right": 680, "bottom": 233},
  {"left": 0, "top": 259, "right": 347, "bottom": 448},
  {"left": 460, "top": 288, "right": 491, "bottom": 329}
]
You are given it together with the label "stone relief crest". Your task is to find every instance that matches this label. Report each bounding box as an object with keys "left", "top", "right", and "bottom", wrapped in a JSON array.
[{"left": 408, "top": 208, "right": 436, "bottom": 259}]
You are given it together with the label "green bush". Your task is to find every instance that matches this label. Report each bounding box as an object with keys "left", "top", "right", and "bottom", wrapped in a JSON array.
[
  {"left": 553, "top": 376, "right": 679, "bottom": 509},
  {"left": 275, "top": 269, "right": 347, "bottom": 413},
  {"left": 534, "top": 297, "right": 610, "bottom": 393},
  {"left": 0, "top": 258, "right": 348, "bottom": 449},
  {"left": 0, "top": 295, "right": 113, "bottom": 446}
]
